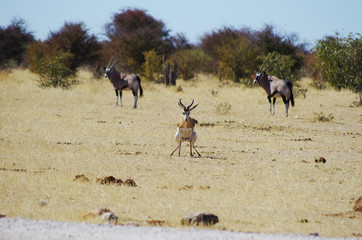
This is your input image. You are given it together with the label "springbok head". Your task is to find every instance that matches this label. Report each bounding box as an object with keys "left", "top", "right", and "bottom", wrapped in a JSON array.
[
  {"left": 103, "top": 55, "right": 121, "bottom": 78},
  {"left": 253, "top": 56, "right": 278, "bottom": 84},
  {"left": 178, "top": 99, "right": 198, "bottom": 121}
]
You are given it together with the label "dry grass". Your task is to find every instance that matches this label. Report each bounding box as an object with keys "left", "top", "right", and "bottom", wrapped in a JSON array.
[{"left": 0, "top": 69, "right": 361, "bottom": 237}]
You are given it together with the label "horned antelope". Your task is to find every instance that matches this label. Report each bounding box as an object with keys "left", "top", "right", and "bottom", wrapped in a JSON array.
[
  {"left": 253, "top": 56, "right": 295, "bottom": 117},
  {"left": 104, "top": 56, "right": 143, "bottom": 108},
  {"left": 170, "top": 99, "right": 201, "bottom": 157}
]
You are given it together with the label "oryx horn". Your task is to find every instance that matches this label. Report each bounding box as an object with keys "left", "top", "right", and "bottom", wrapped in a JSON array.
[
  {"left": 259, "top": 55, "right": 271, "bottom": 73},
  {"left": 107, "top": 55, "right": 115, "bottom": 68},
  {"left": 263, "top": 58, "right": 279, "bottom": 72}
]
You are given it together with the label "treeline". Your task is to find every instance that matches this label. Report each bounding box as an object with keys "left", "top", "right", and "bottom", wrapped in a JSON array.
[{"left": 0, "top": 9, "right": 361, "bottom": 100}]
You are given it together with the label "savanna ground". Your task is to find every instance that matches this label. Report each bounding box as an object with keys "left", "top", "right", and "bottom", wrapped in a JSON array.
[{"left": 0, "top": 69, "right": 361, "bottom": 238}]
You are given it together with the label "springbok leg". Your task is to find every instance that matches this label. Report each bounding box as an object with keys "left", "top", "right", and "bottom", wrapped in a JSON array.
[
  {"left": 193, "top": 145, "right": 201, "bottom": 157},
  {"left": 170, "top": 146, "right": 179, "bottom": 156},
  {"left": 189, "top": 139, "right": 193, "bottom": 157},
  {"left": 178, "top": 138, "right": 182, "bottom": 156}
]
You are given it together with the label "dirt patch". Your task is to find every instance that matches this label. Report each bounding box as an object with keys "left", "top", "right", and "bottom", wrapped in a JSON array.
[
  {"left": 146, "top": 219, "right": 166, "bottom": 226},
  {"left": 73, "top": 174, "right": 89, "bottom": 182},
  {"left": 96, "top": 176, "right": 123, "bottom": 186},
  {"left": 353, "top": 196, "right": 362, "bottom": 212},
  {"left": 96, "top": 176, "right": 137, "bottom": 187}
]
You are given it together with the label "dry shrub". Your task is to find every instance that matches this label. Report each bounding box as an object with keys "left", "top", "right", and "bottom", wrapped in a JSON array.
[
  {"left": 216, "top": 102, "right": 231, "bottom": 115},
  {"left": 314, "top": 111, "right": 334, "bottom": 122}
]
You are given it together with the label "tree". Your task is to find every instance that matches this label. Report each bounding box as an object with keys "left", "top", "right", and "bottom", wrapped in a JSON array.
[
  {"left": 174, "top": 48, "right": 207, "bottom": 80},
  {"left": 0, "top": 18, "right": 34, "bottom": 68},
  {"left": 264, "top": 52, "right": 304, "bottom": 84},
  {"left": 105, "top": 8, "right": 172, "bottom": 72},
  {"left": 27, "top": 41, "right": 77, "bottom": 88},
  {"left": 315, "top": 33, "right": 362, "bottom": 102},
  {"left": 201, "top": 27, "right": 260, "bottom": 82},
  {"left": 142, "top": 49, "right": 162, "bottom": 81},
  {"left": 47, "top": 22, "right": 101, "bottom": 72}
]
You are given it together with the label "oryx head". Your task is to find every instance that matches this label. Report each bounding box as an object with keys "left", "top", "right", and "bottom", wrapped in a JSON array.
[
  {"left": 253, "top": 55, "right": 278, "bottom": 84},
  {"left": 103, "top": 55, "right": 120, "bottom": 78},
  {"left": 178, "top": 99, "right": 198, "bottom": 121}
]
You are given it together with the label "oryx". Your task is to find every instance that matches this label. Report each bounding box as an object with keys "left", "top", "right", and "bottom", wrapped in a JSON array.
[
  {"left": 104, "top": 56, "right": 143, "bottom": 108},
  {"left": 253, "top": 56, "right": 295, "bottom": 117}
]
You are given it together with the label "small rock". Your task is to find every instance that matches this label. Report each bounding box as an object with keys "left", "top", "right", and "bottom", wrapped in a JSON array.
[
  {"left": 315, "top": 157, "right": 326, "bottom": 163},
  {"left": 101, "top": 212, "right": 118, "bottom": 224},
  {"left": 123, "top": 179, "right": 137, "bottom": 187},
  {"left": 181, "top": 212, "right": 219, "bottom": 226},
  {"left": 353, "top": 196, "right": 362, "bottom": 212},
  {"left": 84, "top": 208, "right": 118, "bottom": 224},
  {"left": 39, "top": 200, "right": 46, "bottom": 206}
]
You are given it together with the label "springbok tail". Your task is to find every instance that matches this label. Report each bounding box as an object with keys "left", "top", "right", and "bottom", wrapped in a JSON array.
[
  {"left": 286, "top": 80, "right": 295, "bottom": 107},
  {"left": 137, "top": 75, "right": 143, "bottom": 97}
]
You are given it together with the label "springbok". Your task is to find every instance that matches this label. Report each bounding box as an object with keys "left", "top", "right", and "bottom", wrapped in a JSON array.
[
  {"left": 170, "top": 99, "right": 201, "bottom": 157},
  {"left": 104, "top": 56, "right": 143, "bottom": 108},
  {"left": 253, "top": 56, "right": 295, "bottom": 117}
]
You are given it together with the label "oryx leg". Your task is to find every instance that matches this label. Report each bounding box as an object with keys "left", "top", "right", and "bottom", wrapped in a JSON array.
[
  {"left": 115, "top": 90, "right": 119, "bottom": 106},
  {"left": 282, "top": 95, "right": 289, "bottom": 117},
  {"left": 272, "top": 98, "right": 276, "bottom": 115},
  {"left": 267, "top": 96, "right": 272, "bottom": 115},
  {"left": 119, "top": 91, "right": 123, "bottom": 107},
  {"left": 132, "top": 89, "right": 138, "bottom": 108},
  {"left": 269, "top": 91, "right": 278, "bottom": 115}
]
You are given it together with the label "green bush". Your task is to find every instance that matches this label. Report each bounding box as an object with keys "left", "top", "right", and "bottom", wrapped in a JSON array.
[
  {"left": 315, "top": 33, "right": 361, "bottom": 102},
  {"left": 264, "top": 52, "right": 304, "bottom": 84},
  {"left": 30, "top": 50, "right": 77, "bottom": 88},
  {"left": 174, "top": 48, "right": 207, "bottom": 80},
  {"left": 142, "top": 49, "right": 162, "bottom": 81}
]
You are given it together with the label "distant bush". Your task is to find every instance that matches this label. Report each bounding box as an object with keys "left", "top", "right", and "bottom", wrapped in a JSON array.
[
  {"left": 265, "top": 52, "right": 304, "bottom": 84},
  {"left": 0, "top": 18, "right": 34, "bottom": 68},
  {"left": 315, "top": 33, "right": 361, "bottom": 103},
  {"left": 142, "top": 49, "right": 162, "bottom": 81},
  {"left": 216, "top": 102, "right": 232, "bottom": 115},
  {"left": 174, "top": 48, "right": 207, "bottom": 80},
  {"left": 28, "top": 42, "right": 77, "bottom": 88},
  {"left": 35, "top": 52, "right": 77, "bottom": 88},
  {"left": 46, "top": 22, "right": 101, "bottom": 72}
]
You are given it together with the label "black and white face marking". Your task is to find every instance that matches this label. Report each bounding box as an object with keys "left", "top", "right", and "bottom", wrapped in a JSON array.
[
  {"left": 253, "top": 72, "right": 261, "bottom": 84},
  {"left": 182, "top": 110, "right": 190, "bottom": 121},
  {"left": 104, "top": 67, "right": 114, "bottom": 78}
]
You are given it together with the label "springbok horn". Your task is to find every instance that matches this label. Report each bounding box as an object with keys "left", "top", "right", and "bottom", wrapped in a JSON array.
[
  {"left": 107, "top": 55, "right": 114, "bottom": 68},
  {"left": 187, "top": 99, "right": 194, "bottom": 109},
  {"left": 263, "top": 58, "right": 279, "bottom": 72},
  {"left": 259, "top": 55, "right": 271, "bottom": 73},
  {"left": 189, "top": 103, "right": 198, "bottom": 111},
  {"left": 178, "top": 99, "right": 186, "bottom": 109}
]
